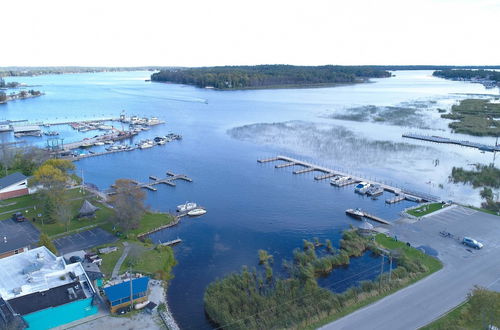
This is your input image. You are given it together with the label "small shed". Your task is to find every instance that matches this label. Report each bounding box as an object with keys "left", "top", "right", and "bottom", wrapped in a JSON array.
[
  {"left": 78, "top": 200, "right": 99, "bottom": 218},
  {"left": 103, "top": 277, "right": 150, "bottom": 313}
]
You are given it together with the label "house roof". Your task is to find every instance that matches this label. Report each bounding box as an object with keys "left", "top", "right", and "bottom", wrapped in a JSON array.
[
  {"left": 103, "top": 277, "right": 149, "bottom": 302},
  {"left": 0, "top": 172, "right": 27, "bottom": 190},
  {"left": 0, "top": 247, "right": 92, "bottom": 301},
  {"left": 8, "top": 281, "right": 87, "bottom": 316},
  {"left": 0, "top": 219, "right": 40, "bottom": 254}
]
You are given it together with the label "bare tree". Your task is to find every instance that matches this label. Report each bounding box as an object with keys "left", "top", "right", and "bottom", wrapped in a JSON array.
[{"left": 109, "top": 179, "right": 147, "bottom": 231}]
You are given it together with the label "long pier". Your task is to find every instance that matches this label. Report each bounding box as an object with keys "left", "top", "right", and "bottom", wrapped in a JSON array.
[
  {"left": 362, "top": 212, "right": 390, "bottom": 225},
  {"left": 403, "top": 133, "right": 500, "bottom": 152},
  {"left": 258, "top": 155, "right": 439, "bottom": 203}
]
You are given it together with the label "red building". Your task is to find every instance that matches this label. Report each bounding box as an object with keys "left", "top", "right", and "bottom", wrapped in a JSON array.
[{"left": 0, "top": 172, "right": 29, "bottom": 200}]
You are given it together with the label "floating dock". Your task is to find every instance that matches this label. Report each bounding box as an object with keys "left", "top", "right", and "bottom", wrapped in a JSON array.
[
  {"left": 403, "top": 133, "right": 500, "bottom": 152},
  {"left": 258, "top": 155, "right": 439, "bottom": 203},
  {"left": 159, "top": 238, "right": 182, "bottom": 246},
  {"left": 107, "top": 172, "right": 192, "bottom": 195}
]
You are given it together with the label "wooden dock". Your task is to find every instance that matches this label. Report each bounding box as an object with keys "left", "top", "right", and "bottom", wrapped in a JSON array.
[
  {"left": 362, "top": 212, "right": 390, "bottom": 225},
  {"left": 107, "top": 171, "right": 192, "bottom": 195},
  {"left": 159, "top": 238, "right": 182, "bottom": 246},
  {"left": 258, "top": 155, "right": 439, "bottom": 203},
  {"left": 69, "top": 147, "right": 137, "bottom": 161},
  {"left": 403, "top": 133, "right": 500, "bottom": 152},
  {"left": 386, "top": 194, "right": 406, "bottom": 204}
]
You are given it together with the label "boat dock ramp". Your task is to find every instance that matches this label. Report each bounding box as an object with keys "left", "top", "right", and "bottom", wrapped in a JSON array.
[
  {"left": 361, "top": 211, "right": 390, "bottom": 225},
  {"left": 403, "top": 133, "right": 500, "bottom": 152},
  {"left": 258, "top": 155, "right": 439, "bottom": 204}
]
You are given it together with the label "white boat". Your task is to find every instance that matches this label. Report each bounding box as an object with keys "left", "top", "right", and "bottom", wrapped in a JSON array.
[
  {"left": 177, "top": 202, "right": 197, "bottom": 212},
  {"left": 346, "top": 208, "right": 364, "bottom": 219},
  {"left": 139, "top": 141, "right": 154, "bottom": 149},
  {"left": 355, "top": 182, "right": 371, "bottom": 194},
  {"left": 187, "top": 208, "right": 207, "bottom": 216},
  {"left": 94, "top": 141, "right": 105, "bottom": 146},
  {"left": 98, "top": 125, "right": 113, "bottom": 130}
]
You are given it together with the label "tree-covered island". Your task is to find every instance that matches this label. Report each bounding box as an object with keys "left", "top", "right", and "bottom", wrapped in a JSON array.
[
  {"left": 433, "top": 69, "right": 500, "bottom": 87},
  {"left": 150, "top": 65, "right": 392, "bottom": 89}
]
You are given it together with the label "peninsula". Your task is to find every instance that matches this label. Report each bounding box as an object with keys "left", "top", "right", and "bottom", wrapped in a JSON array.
[{"left": 150, "top": 65, "right": 391, "bottom": 90}]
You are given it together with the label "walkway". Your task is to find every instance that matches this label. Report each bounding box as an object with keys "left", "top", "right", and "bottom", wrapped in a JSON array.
[{"left": 111, "top": 242, "right": 130, "bottom": 279}]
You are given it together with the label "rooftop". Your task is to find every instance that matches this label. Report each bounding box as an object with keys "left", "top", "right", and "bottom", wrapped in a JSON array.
[
  {"left": 0, "top": 172, "right": 27, "bottom": 190},
  {"left": 103, "top": 277, "right": 149, "bottom": 302},
  {"left": 0, "top": 219, "right": 40, "bottom": 254},
  {"left": 0, "top": 247, "right": 93, "bottom": 301}
]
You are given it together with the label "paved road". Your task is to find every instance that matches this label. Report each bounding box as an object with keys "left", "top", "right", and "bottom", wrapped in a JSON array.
[{"left": 321, "top": 205, "right": 500, "bottom": 330}]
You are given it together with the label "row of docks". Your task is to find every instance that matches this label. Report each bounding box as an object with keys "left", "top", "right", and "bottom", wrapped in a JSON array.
[
  {"left": 108, "top": 172, "right": 192, "bottom": 194},
  {"left": 403, "top": 133, "right": 500, "bottom": 152},
  {"left": 258, "top": 155, "right": 439, "bottom": 206}
]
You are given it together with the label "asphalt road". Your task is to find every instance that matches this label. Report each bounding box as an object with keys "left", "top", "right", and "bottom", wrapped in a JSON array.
[{"left": 321, "top": 205, "right": 500, "bottom": 330}]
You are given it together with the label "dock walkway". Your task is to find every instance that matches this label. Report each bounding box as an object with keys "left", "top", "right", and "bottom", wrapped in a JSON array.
[
  {"left": 403, "top": 133, "right": 500, "bottom": 152},
  {"left": 258, "top": 155, "right": 439, "bottom": 203}
]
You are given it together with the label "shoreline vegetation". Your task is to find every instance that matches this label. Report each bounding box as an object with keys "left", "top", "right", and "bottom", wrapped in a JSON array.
[
  {"left": 433, "top": 69, "right": 500, "bottom": 87},
  {"left": 0, "top": 89, "right": 43, "bottom": 104},
  {"left": 150, "top": 65, "right": 392, "bottom": 90},
  {"left": 441, "top": 98, "right": 500, "bottom": 136},
  {"left": 203, "top": 230, "right": 442, "bottom": 330}
]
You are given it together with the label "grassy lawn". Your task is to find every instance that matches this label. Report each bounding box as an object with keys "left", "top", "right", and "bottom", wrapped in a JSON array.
[
  {"left": 407, "top": 203, "right": 447, "bottom": 217},
  {"left": 307, "top": 234, "right": 443, "bottom": 329},
  {"left": 94, "top": 242, "right": 125, "bottom": 278},
  {"left": 466, "top": 205, "right": 500, "bottom": 216},
  {"left": 421, "top": 302, "right": 468, "bottom": 330},
  {"left": 120, "top": 242, "right": 176, "bottom": 281}
]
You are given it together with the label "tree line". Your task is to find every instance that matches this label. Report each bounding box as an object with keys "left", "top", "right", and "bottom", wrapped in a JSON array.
[
  {"left": 433, "top": 69, "right": 500, "bottom": 83},
  {"left": 150, "top": 65, "right": 392, "bottom": 89}
]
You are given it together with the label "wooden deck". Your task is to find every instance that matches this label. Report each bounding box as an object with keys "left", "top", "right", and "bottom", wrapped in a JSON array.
[{"left": 258, "top": 155, "right": 439, "bottom": 203}]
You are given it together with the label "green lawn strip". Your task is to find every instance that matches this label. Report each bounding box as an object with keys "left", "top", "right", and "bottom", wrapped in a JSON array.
[
  {"left": 420, "top": 301, "right": 468, "bottom": 330},
  {"left": 119, "top": 243, "right": 176, "bottom": 281},
  {"left": 126, "top": 212, "right": 176, "bottom": 237},
  {"left": 464, "top": 204, "right": 499, "bottom": 216},
  {"left": 94, "top": 243, "right": 125, "bottom": 278},
  {"left": 406, "top": 203, "right": 447, "bottom": 217},
  {"left": 307, "top": 234, "right": 443, "bottom": 329}
]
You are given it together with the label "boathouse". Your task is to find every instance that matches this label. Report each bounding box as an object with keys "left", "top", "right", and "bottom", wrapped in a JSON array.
[
  {"left": 103, "top": 277, "right": 150, "bottom": 313},
  {"left": 0, "top": 172, "right": 29, "bottom": 200}
]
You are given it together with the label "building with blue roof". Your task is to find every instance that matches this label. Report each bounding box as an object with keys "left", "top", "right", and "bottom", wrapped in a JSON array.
[{"left": 103, "top": 277, "right": 149, "bottom": 313}]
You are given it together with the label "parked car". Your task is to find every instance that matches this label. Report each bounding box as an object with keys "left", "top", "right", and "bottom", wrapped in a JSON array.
[
  {"left": 69, "top": 256, "right": 83, "bottom": 263},
  {"left": 462, "top": 237, "right": 483, "bottom": 249},
  {"left": 12, "top": 212, "right": 26, "bottom": 222}
]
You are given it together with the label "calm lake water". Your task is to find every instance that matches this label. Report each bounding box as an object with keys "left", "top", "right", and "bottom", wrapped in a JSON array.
[{"left": 1, "top": 71, "right": 498, "bottom": 328}]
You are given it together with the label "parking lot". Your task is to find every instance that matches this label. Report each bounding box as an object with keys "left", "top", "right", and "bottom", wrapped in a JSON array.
[
  {"left": 54, "top": 227, "right": 118, "bottom": 254},
  {"left": 323, "top": 205, "right": 500, "bottom": 330},
  {"left": 0, "top": 218, "right": 40, "bottom": 249}
]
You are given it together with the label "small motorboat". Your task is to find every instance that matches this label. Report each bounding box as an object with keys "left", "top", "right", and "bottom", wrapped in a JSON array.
[
  {"left": 345, "top": 208, "right": 364, "bottom": 219},
  {"left": 94, "top": 141, "right": 105, "bottom": 146},
  {"left": 177, "top": 202, "right": 197, "bottom": 212},
  {"left": 354, "top": 182, "right": 371, "bottom": 194},
  {"left": 366, "top": 184, "right": 384, "bottom": 197},
  {"left": 188, "top": 208, "right": 207, "bottom": 216}
]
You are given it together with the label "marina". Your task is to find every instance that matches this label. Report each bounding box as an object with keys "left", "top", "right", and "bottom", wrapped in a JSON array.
[
  {"left": 403, "top": 133, "right": 500, "bottom": 152},
  {"left": 258, "top": 155, "right": 440, "bottom": 203}
]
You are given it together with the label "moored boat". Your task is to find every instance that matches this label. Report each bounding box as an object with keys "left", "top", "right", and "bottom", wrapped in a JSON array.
[
  {"left": 346, "top": 208, "right": 364, "bottom": 219},
  {"left": 177, "top": 202, "right": 197, "bottom": 212},
  {"left": 187, "top": 208, "right": 207, "bottom": 216},
  {"left": 354, "top": 182, "right": 371, "bottom": 194}
]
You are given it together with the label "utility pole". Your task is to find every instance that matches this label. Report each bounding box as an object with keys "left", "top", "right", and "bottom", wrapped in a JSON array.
[
  {"left": 388, "top": 256, "right": 393, "bottom": 282},
  {"left": 379, "top": 254, "right": 385, "bottom": 289},
  {"left": 129, "top": 267, "right": 134, "bottom": 310}
]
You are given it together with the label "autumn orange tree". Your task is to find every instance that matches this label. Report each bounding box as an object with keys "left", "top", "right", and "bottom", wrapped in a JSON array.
[{"left": 31, "top": 159, "right": 75, "bottom": 224}]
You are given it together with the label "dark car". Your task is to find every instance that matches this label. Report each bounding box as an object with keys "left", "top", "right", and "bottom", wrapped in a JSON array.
[
  {"left": 69, "top": 256, "right": 83, "bottom": 263},
  {"left": 116, "top": 306, "right": 131, "bottom": 315},
  {"left": 12, "top": 212, "right": 27, "bottom": 222}
]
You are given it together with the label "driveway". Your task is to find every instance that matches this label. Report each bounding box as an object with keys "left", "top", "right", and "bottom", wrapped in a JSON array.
[
  {"left": 321, "top": 205, "right": 500, "bottom": 330},
  {"left": 54, "top": 227, "right": 118, "bottom": 254}
]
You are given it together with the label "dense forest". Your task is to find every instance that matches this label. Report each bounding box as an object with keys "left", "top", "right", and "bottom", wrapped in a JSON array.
[
  {"left": 0, "top": 66, "right": 168, "bottom": 77},
  {"left": 433, "top": 69, "right": 500, "bottom": 83},
  {"left": 150, "top": 65, "right": 392, "bottom": 89}
]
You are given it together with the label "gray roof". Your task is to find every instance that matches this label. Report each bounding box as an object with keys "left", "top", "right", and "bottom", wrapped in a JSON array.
[
  {"left": 78, "top": 200, "right": 99, "bottom": 216},
  {"left": 0, "top": 219, "right": 40, "bottom": 254},
  {"left": 0, "top": 172, "right": 27, "bottom": 190}
]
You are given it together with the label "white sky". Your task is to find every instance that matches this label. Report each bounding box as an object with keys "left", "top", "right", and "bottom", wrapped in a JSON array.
[{"left": 1, "top": 0, "right": 499, "bottom": 67}]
